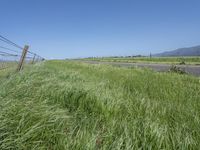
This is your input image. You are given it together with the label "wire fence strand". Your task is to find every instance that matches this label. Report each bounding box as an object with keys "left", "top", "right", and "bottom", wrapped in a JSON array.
[{"left": 0, "top": 34, "right": 45, "bottom": 71}]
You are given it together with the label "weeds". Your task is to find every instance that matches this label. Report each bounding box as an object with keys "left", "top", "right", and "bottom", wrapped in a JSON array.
[{"left": 169, "top": 65, "right": 186, "bottom": 74}]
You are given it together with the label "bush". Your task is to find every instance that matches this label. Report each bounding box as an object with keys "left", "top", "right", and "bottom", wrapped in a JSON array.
[{"left": 169, "top": 65, "right": 186, "bottom": 74}]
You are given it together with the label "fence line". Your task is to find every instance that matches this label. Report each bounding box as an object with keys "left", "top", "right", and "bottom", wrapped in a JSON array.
[{"left": 0, "top": 34, "right": 44, "bottom": 71}]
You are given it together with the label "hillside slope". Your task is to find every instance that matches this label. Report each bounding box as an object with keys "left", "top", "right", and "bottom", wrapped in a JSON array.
[{"left": 154, "top": 45, "right": 200, "bottom": 56}]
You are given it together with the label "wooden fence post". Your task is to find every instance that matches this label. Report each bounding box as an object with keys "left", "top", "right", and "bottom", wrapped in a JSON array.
[
  {"left": 17, "top": 45, "right": 29, "bottom": 71},
  {"left": 31, "top": 54, "right": 36, "bottom": 64}
]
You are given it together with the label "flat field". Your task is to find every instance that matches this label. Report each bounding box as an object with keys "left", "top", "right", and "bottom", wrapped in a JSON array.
[
  {"left": 0, "top": 62, "right": 18, "bottom": 71},
  {"left": 84, "top": 57, "right": 200, "bottom": 65},
  {"left": 0, "top": 61, "right": 200, "bottom": 149}
]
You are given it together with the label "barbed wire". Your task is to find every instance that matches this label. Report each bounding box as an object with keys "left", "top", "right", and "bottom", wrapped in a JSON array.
[
  {"left": 0, "top": 34, "right": 45, "bottom": 71},
  {"left": 0, "top": 46, "right": 21, "bottom": 54},
  {"left": 0, "top": 35, "right": 23, "bottom": 50}
]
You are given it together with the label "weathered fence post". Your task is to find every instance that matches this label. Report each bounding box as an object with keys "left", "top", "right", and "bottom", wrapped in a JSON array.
[
  {"left": 31, "top": 54, "right": 36, "bottom": 64},
  {"left": 17, "top": 45, "right": 29, "bottom": 71}
]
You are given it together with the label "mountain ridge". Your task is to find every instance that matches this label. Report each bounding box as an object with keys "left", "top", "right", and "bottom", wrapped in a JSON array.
[{"left": 154, "top": 45, "right": 200, "bottom": 57}]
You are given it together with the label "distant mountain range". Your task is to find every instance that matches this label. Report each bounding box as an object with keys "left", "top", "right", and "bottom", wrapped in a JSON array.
[{"left": 154, "top": 45, "right": 200, "bottom": 57}]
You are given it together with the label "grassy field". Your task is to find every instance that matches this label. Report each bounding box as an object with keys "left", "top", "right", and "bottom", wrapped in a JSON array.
[
  {"left": 0, "top": 60, "right": 200, "bottom": 149},
  {"left": 84, "top": 56, "right": 200, "bottom": 65},
  {"left": 0, "top": 62, "right": 16, "bottom": 68}
]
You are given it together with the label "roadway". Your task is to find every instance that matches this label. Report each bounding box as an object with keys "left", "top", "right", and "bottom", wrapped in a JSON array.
[{"left": 81, "top": 60, "right": 200, "bottom": 76}]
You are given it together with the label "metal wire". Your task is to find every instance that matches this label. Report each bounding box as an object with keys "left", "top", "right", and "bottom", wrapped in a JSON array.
[
  {"left": 0, "top": 46, "right": 21, "bottom": 54},
  {"left": 0, "top": 35, "right": 45, "bottom": 71},
  {"left": 0, "top": 35, "right": 23, "bottom": 49}
]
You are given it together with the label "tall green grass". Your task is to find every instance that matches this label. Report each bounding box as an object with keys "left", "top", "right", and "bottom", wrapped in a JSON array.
[{"left": 0, "top": 60, "right": 200, "bottom": 149}]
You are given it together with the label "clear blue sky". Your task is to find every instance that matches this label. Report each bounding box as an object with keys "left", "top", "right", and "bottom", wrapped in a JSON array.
[{"left": 1, "top": 0, "right": 200, "bottom": 59}]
